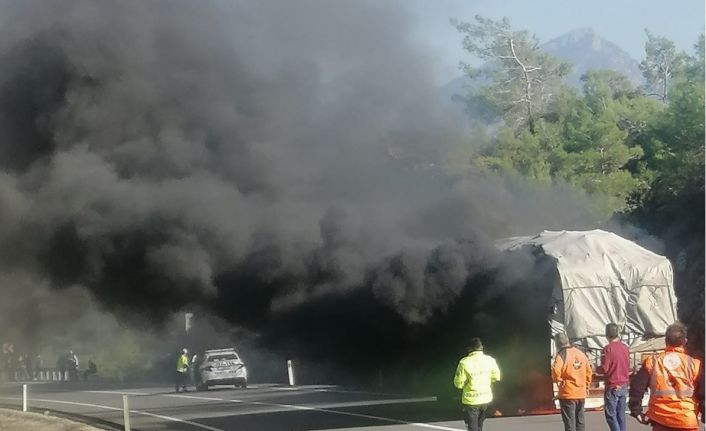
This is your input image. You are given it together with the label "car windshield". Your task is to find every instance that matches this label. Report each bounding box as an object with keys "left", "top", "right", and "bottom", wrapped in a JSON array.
[{"left": 206, "top": 353, "right": 239, "bottom": 362}]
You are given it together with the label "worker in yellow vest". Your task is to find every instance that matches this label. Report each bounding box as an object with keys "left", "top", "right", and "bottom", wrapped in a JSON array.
[
  {"left": 453, "top": 338, "right": 501, "bottom": 431},
  {"left": 175, "top": 348, "right": 189, "bottom": 393}
]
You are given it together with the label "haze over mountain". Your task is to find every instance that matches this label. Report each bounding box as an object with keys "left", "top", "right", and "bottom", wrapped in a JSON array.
[
  {"left": 543, "top": 28, "right": 642, "bottom": 86},
  {"left": 442, "top": 27, "right": 643, "bottom": 105}
]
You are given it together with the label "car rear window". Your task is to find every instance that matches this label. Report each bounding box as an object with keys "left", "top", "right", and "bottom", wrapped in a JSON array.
[{"left": 206, "top": 354, "right": 239, "bottom": 361}]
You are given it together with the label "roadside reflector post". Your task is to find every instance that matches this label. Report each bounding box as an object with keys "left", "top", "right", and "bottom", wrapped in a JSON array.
[
  {"left": 22, "top": 384, "right": 27, "bottom": 412},
  {"left": 287, "top": 359, "right": 295, "bottom": 386},
  {"left": 122, "top": 395, "right": 131, "bottom": 431}
]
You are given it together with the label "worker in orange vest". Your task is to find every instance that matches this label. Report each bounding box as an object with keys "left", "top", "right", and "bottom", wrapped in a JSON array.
[
  {"left": 629, "top": 322, "right": 705, "bottom": 431},
  {"left": 552, "top": 333, "right": 593, "bottom": 431}
]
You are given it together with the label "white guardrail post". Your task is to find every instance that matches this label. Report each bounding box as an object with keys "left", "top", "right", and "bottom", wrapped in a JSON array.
[
  {"left": 287, "top": 359, "right": 295, "bottom": 386},
  {"left": 22, "top": 384, "right": 27, "bottom": 412},
  {"left": 122, "top": 395, "right": 131, "bottom": 431}
]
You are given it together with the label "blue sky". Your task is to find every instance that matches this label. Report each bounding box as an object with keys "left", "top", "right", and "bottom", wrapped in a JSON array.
[{"left": 406, "top": 0, "right": 705, "bottom": 84}]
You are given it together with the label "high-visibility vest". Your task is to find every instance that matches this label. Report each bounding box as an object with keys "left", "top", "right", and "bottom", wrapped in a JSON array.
[
  {"left": 552, "top": 346, "right": 593, "bottom": 399},
  {"left": 453, "top": 351, "right": 501, "bottom": 405},
  {"left": 644, "top": 346, "right": 701, "bottom": 429},
  {"left": 176, "top": 354, "right": 189, "bottom": 373}
]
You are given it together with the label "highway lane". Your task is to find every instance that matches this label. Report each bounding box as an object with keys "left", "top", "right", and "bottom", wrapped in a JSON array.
[{"left": 0, "top": 381, "right": 697, "bottom": 430}]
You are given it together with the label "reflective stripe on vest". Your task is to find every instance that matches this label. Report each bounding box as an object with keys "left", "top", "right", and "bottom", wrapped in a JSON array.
[
  {"left": 464, "top": 389, "right": 492, "bottom": 400},
  {"left": 646, "top": 350, "right": 700, "bottom": 429},
  {"left": 652, "top": 388, "right": 695, "bottom": 397}
]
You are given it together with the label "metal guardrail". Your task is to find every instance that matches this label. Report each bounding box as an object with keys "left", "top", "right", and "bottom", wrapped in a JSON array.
[{"left": 1, "top": 369, "right": 80, "bottom": 382}]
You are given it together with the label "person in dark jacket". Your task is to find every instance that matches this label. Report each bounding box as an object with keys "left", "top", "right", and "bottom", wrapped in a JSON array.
[
  {"left": 83, "top": 360, "right": 97, "bottom": 381},
  {"left": 33, "top": 354, "right": 42, "bottom": 380},
  {"left": 67, "top": 350, "right": 79, "bottom": 382}
]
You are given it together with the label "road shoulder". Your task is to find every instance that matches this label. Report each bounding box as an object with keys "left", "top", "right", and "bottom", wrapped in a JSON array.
[{"left": 0, "top": 407, "right": 104, "bottom": 431}]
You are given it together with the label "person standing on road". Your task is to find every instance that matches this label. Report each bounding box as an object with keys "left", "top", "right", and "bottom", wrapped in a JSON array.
[
  {"left": 190, "top": 353, "right": 199, "bottom": 385},
  {"left": 83, "top": 360, "right": 97, "bottom": 381},
  {"left": 629, "top": 322, "right": 704, "bottom": 431},
  {"left": 33, "top": 354, "right": 42, "bottom": 380},
  {"left": 598, "top": 323, "right": 630, "bottom": 431},
  {"left": 552, "top": 333, "right": 592, "bottom": 431},
  {"left": 175, "top": 348, "right": 189, "bottom": 393},
  {"left": 57, "top": 352, "right": 67, "bottom": 382},
  {"left": 68, "top": 350, "right": 79, "bottom": 382},
  {"left": 19, "top": 354, "right": 30, "bottom": 380},
  {"left": 453, "top": 337, "right": 501, "bottom": 431}
]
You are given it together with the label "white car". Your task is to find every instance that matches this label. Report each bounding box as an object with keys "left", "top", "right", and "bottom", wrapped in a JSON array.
[{"left": 195, "top": 348, "right": 247, "bottom": 391}]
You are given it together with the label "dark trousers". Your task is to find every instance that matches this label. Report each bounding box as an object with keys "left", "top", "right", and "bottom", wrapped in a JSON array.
[
  {"left": 559, "top": 399, "right": 585, "bottom": 431},
  {"left": 604, "top": 384, "right": 627, "bottom": 431},
  {"left": 175, "top": 371, "right": 187, "bottom": 392},
  {"left": 462, "top": 404, "right": 487, "bottom": 431}
]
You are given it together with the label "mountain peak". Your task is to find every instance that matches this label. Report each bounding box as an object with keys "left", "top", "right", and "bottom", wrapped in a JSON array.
[
  {"left": 563, "top": 28, "right": 597, "bottom": 39},
  {"left": 543, "top": 28, "right": 609, "bottom": 51},
  {"left": 541, "top": 28, "right": 642, "bottom": 86}
]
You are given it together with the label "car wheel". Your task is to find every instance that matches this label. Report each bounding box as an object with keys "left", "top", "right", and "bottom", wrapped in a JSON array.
[{"left": 197, "top": 383, "right": 208, "bottom": 391}]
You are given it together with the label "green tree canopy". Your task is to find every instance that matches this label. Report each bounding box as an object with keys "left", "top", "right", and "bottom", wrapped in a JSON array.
[
  {"left": 453, "top": 15, "right": 570, "bottom": 134},
  {"left": 640, "top": 29, "right": 687, "bottom": 102},
  {"left": 475, "top": 70, "right": 658, "bottom": 215}
]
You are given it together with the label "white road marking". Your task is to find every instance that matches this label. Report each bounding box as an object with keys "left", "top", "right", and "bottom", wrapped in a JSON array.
[
  {"left": 84, "top": 390, "right": 150, "bottom": 396},
  {"left": 312, "top": 397, "right": 438, "bottom": 408},
  {"left": 0, "top": 396, "right": 225, "bottom": 431},
  {"left": 166, "top": 393, "right": 463, "bottom": 431},
  {"left": 314, "top": 387, "right": 429, "bottom": 398}
]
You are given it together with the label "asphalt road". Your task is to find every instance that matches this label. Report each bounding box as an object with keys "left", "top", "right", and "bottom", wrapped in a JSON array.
[{"left": 0, "top": 381, "right": 698, "bottom": 431}]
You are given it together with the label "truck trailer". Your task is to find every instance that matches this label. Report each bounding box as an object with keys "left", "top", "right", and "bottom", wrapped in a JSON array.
[{"left": 498, "top": 229, "right": 678, "bottom": 409}]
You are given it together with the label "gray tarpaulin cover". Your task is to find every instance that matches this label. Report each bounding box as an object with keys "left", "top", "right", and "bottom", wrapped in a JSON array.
[{"left": 498, "top": 230, "right": 677, "bottom": 348}]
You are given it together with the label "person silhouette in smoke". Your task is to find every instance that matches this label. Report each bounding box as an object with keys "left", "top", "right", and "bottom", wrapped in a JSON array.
[
  {"left": 67, "top": 350, "right": 79, "bottom": 382},
  {"left": 84, "top": 359, "right": 97, "bottom": 381},
  {"left": 33, "top": 354, "right": 42, "bottom": 380},
  {"left": 57, "top": 352, "right": 67, "bottom": 382},
  {"left": 190, "top": 353, "right": 199, "bottom": 386}
]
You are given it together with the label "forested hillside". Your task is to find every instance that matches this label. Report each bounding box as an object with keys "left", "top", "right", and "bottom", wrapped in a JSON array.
[{"left": 453, "top": 16, "right": 705, "bottom": 354}]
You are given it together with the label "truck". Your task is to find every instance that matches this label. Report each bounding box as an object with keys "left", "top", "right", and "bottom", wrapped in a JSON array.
[{"left": 498, "top": 229, "right": 678, "bottom": 409}]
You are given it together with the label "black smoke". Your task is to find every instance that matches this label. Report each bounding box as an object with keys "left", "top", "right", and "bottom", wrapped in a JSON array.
[{"left": 0, "top": 0, "right": 599, "bottom": 406}]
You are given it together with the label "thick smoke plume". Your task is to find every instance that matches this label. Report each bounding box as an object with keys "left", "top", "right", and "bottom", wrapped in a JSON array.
[{"left": 0, "top": 0, "right": 600, "bottom": 400}]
